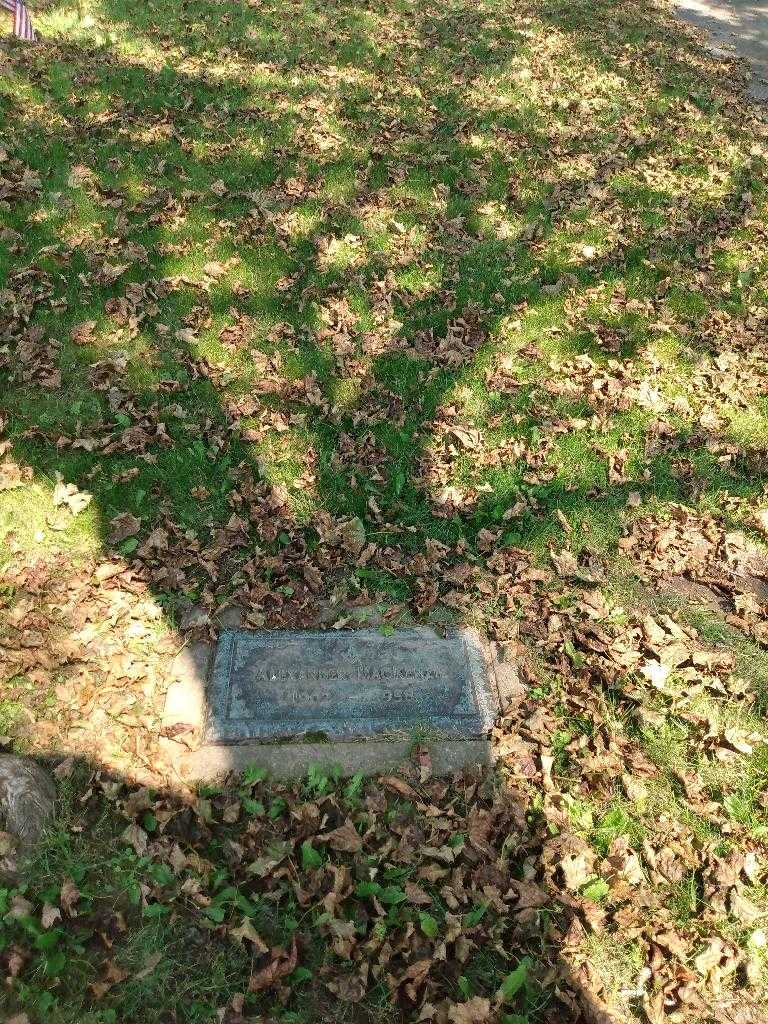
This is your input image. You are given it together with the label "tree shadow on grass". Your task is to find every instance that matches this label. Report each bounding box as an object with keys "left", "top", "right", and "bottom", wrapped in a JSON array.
[
  {"left": 0, "top": 0, "right": 765, "bottom": 708},
  {"left": 0, "top": 0, "right": 762, "bottom": 662},
  {"left": 3, "top": 751, "right": 622, "bottom": 1024},
  {"left": 5, "top": 42, "right": 764, "bottom": 547},
  {"left": 2, "top": 1, "right": 768, "bottom": 1018}
]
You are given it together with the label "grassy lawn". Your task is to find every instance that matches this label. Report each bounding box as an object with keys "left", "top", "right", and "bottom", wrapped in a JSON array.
[{"left": 3, "top": 0, "right": 768, "bottom": 1019}]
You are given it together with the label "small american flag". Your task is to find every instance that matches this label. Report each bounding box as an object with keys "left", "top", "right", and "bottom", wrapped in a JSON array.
[{"left": 1, "top": 0, "right": 36, "bottom": 41}]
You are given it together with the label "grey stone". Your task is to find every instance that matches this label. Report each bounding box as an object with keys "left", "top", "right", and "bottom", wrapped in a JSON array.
[
  {"left": 179, "top": 602, "right": 210, "bottom": 631},
  {"left": 162, "top": 643, "right": 213, "bottom": 741},
  {"left": 163, "top": 679, "right": 206, "bottom": 732},
  {"left": 203, "top": 626, "right": 498, "bottom": 744},
  {"left": 491, "top": 643, "right": 525, "bottom": 714},
  {"left": 215, "top": 605, "right": 246, "bottom": 629},
  {"left": 180, "top": 738, "right": 494, "bottom": 782},
  {"left": 0, "top": 756, "right": 56, "bottom": 879},
  {"left": 171, "top": 641, "right": 213, "bottom": 687}
]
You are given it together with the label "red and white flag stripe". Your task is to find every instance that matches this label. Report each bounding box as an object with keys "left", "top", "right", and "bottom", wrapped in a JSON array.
[{"left": 1, "top": 0, "right": 36, "bottom": 41}]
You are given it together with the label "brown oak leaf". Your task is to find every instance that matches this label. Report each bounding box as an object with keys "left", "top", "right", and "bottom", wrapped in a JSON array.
[{"left": 248, "top": 938, "right": 297, "bottom": 992}]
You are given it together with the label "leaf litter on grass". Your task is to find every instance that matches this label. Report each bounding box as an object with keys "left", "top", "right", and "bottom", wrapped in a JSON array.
[{"left": 4, "top": 0, "right": 768, "bottom": 1019}]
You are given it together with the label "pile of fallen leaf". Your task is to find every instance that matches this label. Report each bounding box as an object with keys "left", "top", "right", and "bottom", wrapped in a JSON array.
[
  {"left": 4, "top": 498, "right": 768, "bottom": 1020},
  {"left": 4, "top": 0, "right": 768, "bottom": 1019},
  {"left": 0, "top": 552, "right": 173, "bottom": 783},
  {"left": 2, "top": 762, "right": 553, "bottom": 1022},
  {"left": 1, "top": 720, "right": 765, "bottom": 1024}
]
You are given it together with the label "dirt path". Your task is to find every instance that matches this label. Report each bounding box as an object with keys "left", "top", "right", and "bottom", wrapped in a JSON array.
[{"left": 670, "top": 0, "right": 768, "bottom": 99}]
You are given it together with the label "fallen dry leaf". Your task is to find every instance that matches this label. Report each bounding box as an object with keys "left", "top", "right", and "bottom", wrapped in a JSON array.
[
  {"left": 52, "top": 473, "right": 92, "bottom": 516},
  {"left": 380, "top": 775, "right": 418, "bottom": 799},
  {"left": 41, "top": 903, "right": 62, "bottom": 929},
  {"left": 248, "top": 938, "right": 298, "bottom": 992},
  {"left": 230, "top": 917, "right": 269, "bottom": 952},
  {"left": 325, "top": 964, "right": 369, "bottom": 1002},
  {"left": 60, "top": 877, "right": 80, "bottom": 917},
  {"left": 108, "top": 512, "right": 141, "bottom": 544},
  {"left": 320, "top": 819, "right": 363, "bottom": 853},
  {"left": 120, "top": 823, "right": 148, "bottom": 856},
  {"left": 448, "top": 996, "right": 491, "bottom": 1024}
]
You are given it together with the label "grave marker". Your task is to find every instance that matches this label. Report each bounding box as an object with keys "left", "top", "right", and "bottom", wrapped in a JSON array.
[
  {"left": 165, "top": 626, "right": 505, "bottom": 780},
  {"left": 204, "top": 626, "right": 497, "bottom": 742}
]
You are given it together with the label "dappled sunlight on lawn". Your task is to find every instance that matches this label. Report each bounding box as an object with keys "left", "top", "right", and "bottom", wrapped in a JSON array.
[{"left": 4, "top": 0, "right": 768, "bottom": 1018}]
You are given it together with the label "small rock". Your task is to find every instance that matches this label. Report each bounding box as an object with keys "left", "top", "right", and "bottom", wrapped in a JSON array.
[
  {"left": 215, "top": 604, "right": 245, "bottom": 629},
  {"left": 339, "top": 516, "right": 366, "bottom": 554},
  {"left": 179, "top": 603, "right": 210, "bottom": 631},
  {"left": 0, "top": 756, "right": 56, "bottom": 879},
  {"left": 494, "top": 662, "right": 525, "bottom": 713}
]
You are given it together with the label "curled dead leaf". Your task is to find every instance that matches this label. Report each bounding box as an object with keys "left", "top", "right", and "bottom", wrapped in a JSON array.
[
  {"left": 447, "top": 996, "right": 491, "bottom": 1023},
  {"left": 319, "top": 818, "right": 362, "bottom": 853},
  {"left": 380, "top": 775, "right": 418, "bottom": 800},
  {"left": 52, "top": 473, "right": 92, "bottom": 516},
  {"left": 60, "top": 877, "right": 81, "bottom": 917},
  {"left": 230, "top": 917, "right": 269, "bottom": 952},
  {"left": 248, "top": 938, "right": 297, "bottom": 992},
  {"left": 41, "top": 902, "right": 62, "bottom": 929},
  {"left": 121, "top": 823, "right": 148, "bottom": 856}
]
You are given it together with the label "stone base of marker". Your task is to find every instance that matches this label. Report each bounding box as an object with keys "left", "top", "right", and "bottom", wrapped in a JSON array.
[
  {"left": 159, "top": 641, "right": 213, "bottom": 765},
  {"left": 182, "top": 737, "right": 494, "bottom": 781},
  {"left": 162, "top": 625, "right": 515, "bottom": 782}
]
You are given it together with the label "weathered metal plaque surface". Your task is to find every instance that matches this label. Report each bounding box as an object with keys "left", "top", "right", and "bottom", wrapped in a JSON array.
[{"left": 203, "top": 627, "right": 497, "bottom": 743}]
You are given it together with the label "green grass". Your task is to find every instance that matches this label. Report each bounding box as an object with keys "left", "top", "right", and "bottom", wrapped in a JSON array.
[
  {"left": 4, "top": 0, "right": 767, "bottom": 575},
  {"left": 4, "top": 774, "right": 259, "bottom": 1024},
  {"left": 0, "top": 699, "right": 25, "bottom": 736},
  {"left": 3, "top": 763, "right": 547, "bottom": 1023},
  {"left": 4, "top": 0, "right": 768, "bottom": 1019}
]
